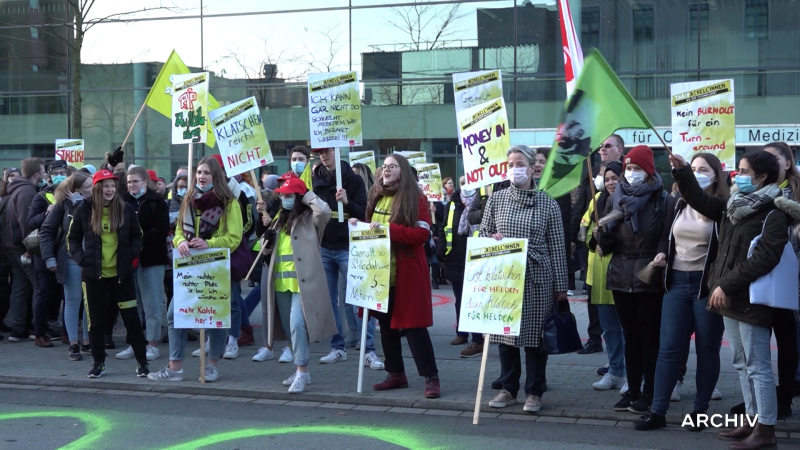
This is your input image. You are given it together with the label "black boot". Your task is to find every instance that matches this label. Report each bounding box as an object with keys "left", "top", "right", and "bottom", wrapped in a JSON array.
[{"left": 431, "top": 264, "right": 440, "bottom": 289}]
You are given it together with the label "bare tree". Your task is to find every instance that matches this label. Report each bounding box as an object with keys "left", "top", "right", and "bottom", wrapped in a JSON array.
[
  {"left": 81, "top": 63, "right": 134, "bottom": 150},
  {"left": 386, "top": 2, "right": 468, "bottom": 51},
  {"left": 302, "top": 26, "right": 346, "bottom": 74}
]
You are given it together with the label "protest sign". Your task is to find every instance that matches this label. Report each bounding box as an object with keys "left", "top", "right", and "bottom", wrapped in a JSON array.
[
  {"left": 452, "top": 70, "right": 503, "bottom": 113},
  {"left": 458, "top": 237, "right": 528, "bottom": 336},
  {"left": 670, "top": 79, "right": 736, "bottom": 170},
  {"left": 349, "top": 150, "right": 376, "bottom": 173},
  {"left": 345, "top": 222, "right": 390, "bottom": 314},
  {"left": 209, "top": 97, "right": 273, "bottom": 178},
  {"left": 394, "top": 151, "right": 427, "bottom": 167},
  {"left": 172, "top": 72, "right": 209, "bottom": 145},
  {"left": 54, "top": 139, "right": 84, "bottom": 168},
  {"left": 456, "top": 97, "right": 511, "bottom": 191},
  {"left": 307, "top": 71, "right": 362, "bottom": 149},
  {"left": 172, "top": 248, "right": 231, "bottom": 329},
  {"left": 416, "top": 163, "right": 443, "bottom": 202}
]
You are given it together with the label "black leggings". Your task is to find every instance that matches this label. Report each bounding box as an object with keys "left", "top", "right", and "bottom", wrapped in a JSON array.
[{"left": 85, "top": 276, "right": 146, "bottom": 364}]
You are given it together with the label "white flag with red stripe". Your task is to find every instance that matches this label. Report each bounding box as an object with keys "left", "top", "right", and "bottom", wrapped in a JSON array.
[{"left": 558, "top": 0, "right": 584, "bottom": 97}]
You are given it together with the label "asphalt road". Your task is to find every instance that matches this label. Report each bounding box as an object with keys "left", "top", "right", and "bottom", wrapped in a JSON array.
[{"left": 0, "top": 387, "right": 755, "bottom": 450}]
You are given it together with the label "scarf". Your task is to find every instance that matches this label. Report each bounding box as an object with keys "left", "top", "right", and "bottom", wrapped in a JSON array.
[
  {"left": 612, "top": 172, "right": 663, "bottom": 234},
  {"left": 458, "top": 192, "right": 477, "bottom": 235},
  {"left": 181, "top": 190, "right": 225, "bottom": 241},
  {"left": 317, "top": 163, "right": 337, "bottom": 186},
  {"left": 366, "top": 180, "right": 400, "bottom": 221},
  {"left": 726, "top": 184, "right": 781, "bottom": 225}
]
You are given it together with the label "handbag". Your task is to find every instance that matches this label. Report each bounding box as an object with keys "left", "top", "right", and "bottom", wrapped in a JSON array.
[
  {"left": 541, "top": 303, "right": 584, "bottom": 355},
  {"left": 747, "top": 210, "right": 799, "bottom": 310},
  {"left": 230, "top": 236, "right": 254, "bottom": 282},
  {"left": 23, "top": 229, "right": 41, "bottom": 256}
]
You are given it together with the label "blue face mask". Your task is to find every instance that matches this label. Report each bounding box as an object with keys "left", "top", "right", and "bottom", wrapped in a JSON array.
[
  {"left": 176, "top": 188, "right": 186, "bottom": 198},
  {"left": 291, "top": 161, "right": 306, "bottom": 175},
  {"left": 281, "top": 197, "right": 296, "bottom": 210},
  {"left": 37, "top": 177, "right": 46, "bottom": 188},
  {"left": 196, "top": 182, "right": 213, "bottom": 193},
  {"left": 735, "top": 175, "right": 758, "bottom": 194},
  {"left": 131, "top": 186, "right": 146, "bottom": 199},
  {"left": 51, "top": 175, "right": 66, "bottom": 186}
]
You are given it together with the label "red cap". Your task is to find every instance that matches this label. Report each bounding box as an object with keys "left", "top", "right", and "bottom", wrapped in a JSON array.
[
  {"left": 624, "top": 145, "right": 655, "bottom": 177},
  {"left": 278, "top": 171, "right": 299, "bottom": 181},
  {"left": 147, "top": 169, "right": 158, "bottom": 182},
  {"left": 210, "top": 154, "right": 224, "bottom": 169},
  {"left": 311, "top": 147, "right": 334, "bottom": 153},
  {"left": 274, "top": 176, "right": 308, "bottom": 196},
  {"left": 92, "top": 169, "right": 119, "bottom": 185}
]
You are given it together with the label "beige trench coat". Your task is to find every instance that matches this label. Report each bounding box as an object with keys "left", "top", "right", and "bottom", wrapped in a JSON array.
[{"left": 262, "top": 191, "right": 338, "bottom": 346}]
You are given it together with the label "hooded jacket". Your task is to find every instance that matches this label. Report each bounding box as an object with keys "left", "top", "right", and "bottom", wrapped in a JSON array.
[
  {"left": 123, "top": 188, "right": 170, "bottom": 267},
  {"left": 39, "top": 198, "right": 80, "bottom": 283},
  {"left": 312, "top": 160, "right": 367, "bottom": 250},
  {"left": 2, "top": 177, "right": 38, "bottom": 252}
]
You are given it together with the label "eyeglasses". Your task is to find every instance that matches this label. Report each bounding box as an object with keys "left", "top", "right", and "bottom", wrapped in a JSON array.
[
  {"left": 380, "top": 164, "right": 399, "bottom": 172},
  {"left": 50, "top": 170, "right": 68, "bottom": 177},
  {"left": 602, "top": 143, "right": 618, "bottom": 149}
]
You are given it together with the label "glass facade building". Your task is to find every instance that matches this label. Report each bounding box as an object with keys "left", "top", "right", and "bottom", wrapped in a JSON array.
[{"left": 1, "top": 0, "right": 798, "bottom": 182}]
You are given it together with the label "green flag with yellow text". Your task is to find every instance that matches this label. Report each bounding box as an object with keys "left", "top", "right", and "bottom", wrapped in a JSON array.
[{"left": 538, "top": 50, "right": 654, "bottom": 199}]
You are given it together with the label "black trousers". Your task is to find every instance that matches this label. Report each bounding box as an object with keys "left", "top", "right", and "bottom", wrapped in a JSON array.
[
  {"left": 773, "top": 311, "right": 799, "bottom": 408},
  {"left": 613, "top": 291, "right": 663, "bottom": 398},
  {"left": 450, "top": 278, "right": 484, "bottom": 344},
  {"left": 373, "top": 288, "right": 438, "bottom": 378},
  {"left": 0, "top": 262, "right": 11, "bottom": 327},
  {"left": 34, "top": 270, "right": 62, "bottom": 336},
  {"left": 85, "top": 276, "right": 146, "bottom": 364},
  {"left": 498, "top": 344, "right": 548, "bottom": 398},
  {"left": 586, "top": 285, "right": 603, "bottom": 343}
]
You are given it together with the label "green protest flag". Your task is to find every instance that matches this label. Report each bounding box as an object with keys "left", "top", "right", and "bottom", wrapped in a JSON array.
[{"left": 538, "top": 50, "right": 654, "bottom": 199}]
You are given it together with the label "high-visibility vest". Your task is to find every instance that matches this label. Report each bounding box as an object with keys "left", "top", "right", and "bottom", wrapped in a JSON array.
[
  {"left": 445, "top": 203, "right": 456, "bottom": 255},
  {"left": 274, "top": 230, "right": 299, "bottom": 292},
  {"left": 43, "top": 192, "right": 55, "bottom": 205}
]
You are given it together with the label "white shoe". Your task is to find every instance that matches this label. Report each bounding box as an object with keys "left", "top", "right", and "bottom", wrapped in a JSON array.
[
  {"left": 115, "top": 345, "right": 134, "bottom": 360},
  {"left": 671, "top": 380, "right": 683, "bottom": 402},
  {"left": 592, "top": 373, "right": 624, "bottom": 391},
  {"left": 279, "top": 347, "right": 293, "bottom": 363},
  {"left": 252, "top": 347, "right": 274, "bottom": 362},
  {"left": 288, "top": 371, "right": 309, "bottom": 394},
  {"left": 567, "top": 290, "right": 574, "bottom": 296},
  {"left": 147, "top": 366, "right": 183, "bottom": 382},
  {"left": 202, "top": 363, "right": 219, "bottom": 382},
  {"left": 192, "top": 340, "right": 209, "bottom": 357},
  {"left": 619, "top": 381, "right": 629, "bottom": 396},
  {"left": 223, "top": 343, "right": 239, "bottom": 359},
  {"left": 145, "top": 345, "right": 160, "bottom": 361},
  {"left": 319, "top": 349, "right": 347, "bottom": 364},
  {"left": 364, "top": 351, "right": 385, "bottom": 370},
  {"left": 283, "top": 372, "right": 312, "bottom": 387},
  {"left": 711, "top": 388, "right": 722, "bottom": 400}
]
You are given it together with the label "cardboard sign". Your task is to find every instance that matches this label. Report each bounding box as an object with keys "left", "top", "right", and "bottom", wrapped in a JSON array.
[
  {"left": 452, "top": 70, "right": 503, "bottom": 113},
  {"left": 416, "top": 163, "right": 443, "bottom": 202},
  {"left": 458, "top": 237, "right": 528, "bottom": 336},
  {"left": 345, "top": 222, "right": 390, "bottom": 313},
  {"left": 307, "top": 71, "right": 362, "bottom": 148},
  {"left": 55, "top": 139, "right": 84, "bottom": 168},
  {"left": 172, "top": 72, "right": 209, "bottom": 145},
  {"left": 209, "top": 97, "right": 273, "bottom": 178},
  {"left": 456, "top": 97, "right": 511, "bottom": 191},
  {"left": 349, "top": 150, "right": 376, "bottom": 173},
  {"left": 393, "top": 151, "right": 427, "bottom": 167},
  {"left": 670, "top": 79, "right": 736, "bottom": 170},
  {"left": 172, "top": 248, "right": 231, "bottom": 329}
]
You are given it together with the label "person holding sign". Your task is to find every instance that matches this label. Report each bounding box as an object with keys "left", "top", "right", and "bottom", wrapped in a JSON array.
[
  {"left": 482, "top": 145, "right": 569, "bottom": 413},
  {"left": 149, "top": 157, "right": 243, "bottom": 383},
  {"left": 262, "top": 174, "right": 337, "bottom": 393},
  {"left": 66, "top": 170, "right": 148, "bottom": 378},
  {"left": 353, "top": 154, "right": 440, "bottom": 399}
]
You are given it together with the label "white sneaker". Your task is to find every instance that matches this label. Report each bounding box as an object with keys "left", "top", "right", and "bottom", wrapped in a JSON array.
[
  {"left": 319, "top": 349, "right": 347, "bottom": 364},
  {"left": 115, "top": 345, "right": 134, "bottom": 360},
  {"left": 592, "top": 373, "right": 624, "bottom": 390},
  {"left": 147, "top": 366, "right": 183, "bottom": 382},
  {"left": 364, "top": 351, "right": 385, "bottom": 370},
  {"left": 283, "top": 372, "right": 312, "bottom": 387},
  {"left": 203, "top": 363, "right": 219, "bottom": 382},
  {"left": 671, "top": 380, "right": 683, "bottom": 402},
  {"left": 223, "top": 343, "right": 239, "bottom": 359},
  {"left": 567, "top": 290, "right": 574, "bottom": 296},
  {"left": 619, "top": 381, "right": 629, "bottom": 396},
  {"left": 252, "top": 347, "right": 274, "bottom": 362},
  {"left": 145, "top": 345, "right": 160, "bottom": 361},
  {"left": 711, "top": 388, "right": 723, "bottom": 400},
  {"left": 279, "top": 347, "right": 293, "bottom": 363},
  {"left": 288, "top": 371, "right": 309, "bottom": 394},
  {"left": 192, "top": 340, "right": 209, "bottom": 357}
]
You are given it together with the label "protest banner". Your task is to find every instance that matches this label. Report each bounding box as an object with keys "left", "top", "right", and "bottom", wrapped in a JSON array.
[
  {"left": 452, "top": 70, "right": 503, "bottom": 113},
  {"left": 209, "top": 96, "right": 273, "bottom": 178},
  {"left": 172, "top": 248, "right": 231, "bottom": 329},
  {"left": 456, "top": 97, "right": 511, "bottom": 191},
  {"left": 172, "top": 72, "right": 209, "bottom": 145},
  {"left": 307, "top": 71, "right": 362, "bottom": 149},
  {"left": 349, "top": 150, "right": 376, "bottom": 173},
  {"left": 416, "top": 163, "right": 444, "bottom": 202},
  {"left": 394, "top": 151, "right": 427, "bottom": 167},
  {"left": 670, "top": 79, "right": 736, "bottom": 170},
  {"left": 54, "top": 139, "right": 84, "bottom": 168}
]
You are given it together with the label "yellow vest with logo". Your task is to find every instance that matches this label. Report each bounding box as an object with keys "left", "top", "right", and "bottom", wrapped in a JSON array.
[
  {"left": 273, "top": 230, "right": 299, "bottom": 293},
  {"left": 374, "top": 196, "right": 396, "bottom": 286}
]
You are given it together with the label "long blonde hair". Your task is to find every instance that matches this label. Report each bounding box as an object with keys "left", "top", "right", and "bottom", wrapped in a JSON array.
[
  {"left": 54, "top": 172, "right": 90, "bottom": 204},
  {"left": 90, "top": 179, "right": 125, "bottom": 235}
]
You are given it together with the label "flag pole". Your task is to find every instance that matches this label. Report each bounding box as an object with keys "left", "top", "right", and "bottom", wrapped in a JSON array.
[
  {"left": 120, "top": 101, "right": 148, "bottom": 151},
  {"left": 651, "top": 128, "right": 674, "bottom": 156},
  {"left": 585, "top": 156, "right": 600, "bottom": 227}
]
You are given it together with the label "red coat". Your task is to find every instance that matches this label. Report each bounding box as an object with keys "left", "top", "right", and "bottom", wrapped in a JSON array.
[{"left": 387, "top": 195, "right": 433, "bottom": 329}]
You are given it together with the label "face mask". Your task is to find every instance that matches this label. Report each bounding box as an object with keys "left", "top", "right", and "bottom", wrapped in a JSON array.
[
  {"left": 594, "top": 174, "right": 604, "bottom": 191},
  {"left": 36, "top": 177, "right": 46, "bottom": 188},
  {"left": 131, "top": 186, "right": 146, "bottom": 199},
  {"left": 735, "top": 175, "right": 758, "bottom": 194},
  {"left": 281, "top": 197, "right": 296, "bottom": 210},
  {"left": 694, "top": 172, "right": 715, "bottom": 190},
  {"left": 176, "top": 188, "right": 186, "bottom": 198},
  {"left": 196, "top": 182, "right": 213, "bottom": 193},
  {"left": 511, "top": 167, "right": 530, "bottom": 187},
  {"left": 69, "top": 192, "right": 83, "bottom": 205},
  {"left": 462, "top": 188, "right": 475, "bottom": 197},
  {"left": 625, "top": 170, "right": 645, "bottom": 188},
  {"left": 291, "top": 161, "right": 306, "bottom": 175},
  {"left": 51, "top": 175, "right": 66, "bottom": 186}
]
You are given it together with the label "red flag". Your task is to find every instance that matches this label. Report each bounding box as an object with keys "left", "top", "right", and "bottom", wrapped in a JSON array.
[{"left": 558, "top": 0, "right": 584, "bottom": 97}]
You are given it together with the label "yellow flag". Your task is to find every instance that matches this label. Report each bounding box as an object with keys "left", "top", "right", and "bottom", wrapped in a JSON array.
[
  {"left": 300, "top": 162, "right": 314, "bottom": 191},
  {"left": 144, "top": 50, "right": 220, "bottom": 148}
]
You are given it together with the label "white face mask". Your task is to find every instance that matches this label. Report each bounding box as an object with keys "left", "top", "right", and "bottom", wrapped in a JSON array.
[
  {"left": 694, "top": 172, "right": 715, "bottom": 190},
  {"left": 511, "top": 166, "right": 530, "bottom": 187},
  {"left": 594, "top": 174, "right": 604, "bottom": 191},
  {"left": 625, "top": 170, "right": 645, "bottom": 187}
]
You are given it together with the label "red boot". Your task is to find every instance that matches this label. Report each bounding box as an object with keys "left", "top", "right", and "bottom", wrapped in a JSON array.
[
  {"left": 237, "top": 326, "right": 255, "bottom": 347},
  {"left": 373, "top": 373, "right": 409, "bottom": 391},
  {"left": 425, "top": 377, "right": 441, "bottom": 398}
]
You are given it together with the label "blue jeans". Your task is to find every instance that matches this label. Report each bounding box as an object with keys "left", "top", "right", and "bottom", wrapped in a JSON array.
[
  {"left": 63, "top": 262, "right": 88, "bottom": 342},
  {"left": 321, "top": 247, "right": 348, "bottom": 350},
  {"left": 275, "top": 291, "right": 309, "bottom": 366},
  {"left": 241, "top": 284, "right": 261, "bottom": 329},
  {"left": 725, "top": 316, "right": 778, "bottom": 425},
  {"left": 135, "top": 265, "right": 167, "bottom": 343},
  {"left": 651, "top": 271, "right": 724, "bottom": 415},
  {"left": 597, "top": 304, "right": 625, "bottom": 378},
  {"left": 226, "top": 282, "right": 243, "bottom": 339},
  {"left": 796, "top": 321, "right": 800, "bottom": 382}
]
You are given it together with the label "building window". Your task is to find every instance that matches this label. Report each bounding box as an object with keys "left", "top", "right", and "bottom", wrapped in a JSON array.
[
  {"left": 745, "top": 0, "right": 768, "bottom": 40},
  {"left": 581, "top": 7, "right": 600, "bottom": 49},
  {"left": 689, "top": 3, "right": 710, "bottom": 41},
  {"left": 633, "top": 5, "right": 655, "bottom": 43}
]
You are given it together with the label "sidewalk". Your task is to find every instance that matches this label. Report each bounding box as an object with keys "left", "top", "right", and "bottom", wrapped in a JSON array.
[{"left": 2, "top": 283, "right": 800, "bottom": 432}]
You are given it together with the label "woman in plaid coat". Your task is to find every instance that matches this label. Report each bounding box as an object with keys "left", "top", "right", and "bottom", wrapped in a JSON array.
[{"left": 482, "top": 145, "right": 569, "bottom": 413}]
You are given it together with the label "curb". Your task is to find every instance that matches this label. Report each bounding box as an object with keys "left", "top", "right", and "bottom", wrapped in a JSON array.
[{"left": 3, "top": 375, "right": 800, "bottom": 432}]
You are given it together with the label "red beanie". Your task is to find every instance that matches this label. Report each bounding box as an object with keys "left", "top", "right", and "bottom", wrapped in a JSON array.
[{"left": 624, "top": 145, "right": 655, "bottom": 177}]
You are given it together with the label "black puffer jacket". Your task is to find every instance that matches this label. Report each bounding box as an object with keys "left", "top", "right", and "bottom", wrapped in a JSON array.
[
  {"left": 436, "top": 190, "right": 470, "bottom": 283},
  {"left": 662, "top": 198, "right": 720, "bottom": 299},
  {"left": 313, "top": 161, "right": 367, "bottom": 250},
  {"left": 27, "top": 186, "right": 58, "bottom": 271},
  {"left": 66, "top": 199, "right": 142, "bottom": 280},
  {"left": 39, "top": 199, "right": 80, "bottom": 283},
  {"left": 123, "top": 188, "right": 169, "bottom": 267}
]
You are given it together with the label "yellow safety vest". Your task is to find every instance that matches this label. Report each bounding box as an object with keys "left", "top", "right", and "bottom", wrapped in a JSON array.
[
  {"left": 445, "top": 203, "right": 456, "bottom": 255},
  {"left": 374, "top": 196, "right": 396, "bottom": 286},
  {"left": 44, "top": 192, "right": 55, "bottom": 205},
  {"left": 274, "top": 230, "right": 299, "bottom": 293}
]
